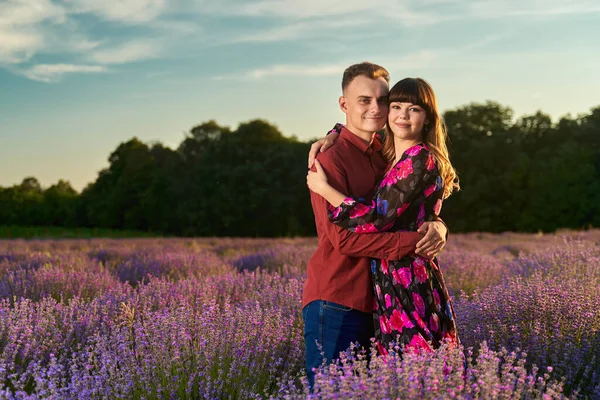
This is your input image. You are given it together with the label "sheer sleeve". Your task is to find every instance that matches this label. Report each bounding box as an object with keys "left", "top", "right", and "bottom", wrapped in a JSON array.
[{"left": 328, "top": 144, "right": 443, "bottom": 233}]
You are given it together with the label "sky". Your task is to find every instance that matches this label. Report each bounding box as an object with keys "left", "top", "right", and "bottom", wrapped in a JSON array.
[{"left": 1, "top": 0, "right": 599, "bottom": 191}]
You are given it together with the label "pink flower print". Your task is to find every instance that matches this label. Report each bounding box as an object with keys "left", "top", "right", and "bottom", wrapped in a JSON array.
[
  {"left": 373, "top": 297, "right": 379, "bottom": 311},
  {"left": 375, "top": 284, "right": 382, "bottom": 299},
  {"left": 385, "top": 294, "right": 392, "bottom": 308},
  {"left": 397, "top": 267, "right": 412, "bottom": 288},
  {"left": 433, "top": 199, "right": 443, "bottom": 216},
  {"left": 396, "top": 158, "right": 414, "bottom": 180},
  {"left": 433, "top": 289, "right": 441, "bottom": 312},
  {"left": 429, "top": 314, "right": 439, "bottom": 333},
  {"left": 424, "top": 184, "right": 436, "bottom": 197},
  {"left": 380, "top": 167, "right": 398, "bottom": 187},
  {"left": 331, "top": 206, "right": 343, "bottom": 219},
  {"left": 412, "top": 293, "right": 425, "bottom": 318},
  {"left": 407, "top": 334, "right": 433, "bottom": 353},
  {"left": 426, "top": 153, "right": 436, "bottom": 171},
  {"left": 342, "top": 197, "right": 355, "bottom": 206},
  {"left": 391, "top": 309, "right": 414, "bottom": 332},
  {"left": 391, "top": 269, "right": 400, "bottom": 286},
  {"left": 381, "top": 259, "right": 389, "bottom": 275},
  {"left": 376, "top": 341, "right": 388, "bottom": 357},
  {"left": 354, "top": 223, "right": 378, "bottom": 233},
  {"left": 412, "top": 312, "right": 433, "bottom": 339},
  {"left": 412, "top": 311, "right": 427, "bottom": 330},
  {"left": 413, "top": 257, "right": 428, "bottom": 283},
  {"left": 406, "top": 145, "right": 422, "bottom": 157},
  {"left": 379, "top": 315, "right": 392, "bottom": 334},
  {"left": 389, "top": 310, "right": 403, "bottom": 332},
  {"left": 396, "top": 203, "right": 410, "bottom": 217},
  {"left": 349, "top": 201, "right": 374, "bottom": 218}
]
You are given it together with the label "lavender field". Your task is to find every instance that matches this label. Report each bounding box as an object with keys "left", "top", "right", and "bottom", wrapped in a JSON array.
[{"left": 0, "top": 231, "right": 599, "bottom": 399}]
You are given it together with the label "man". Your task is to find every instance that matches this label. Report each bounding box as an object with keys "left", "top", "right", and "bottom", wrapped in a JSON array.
[{"left": 303, "top": 62, "right": 448, "bottom": 387}]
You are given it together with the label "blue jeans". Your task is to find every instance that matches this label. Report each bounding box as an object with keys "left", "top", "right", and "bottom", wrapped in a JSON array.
[{"left": 302, "top": 300, "right": 374, "bottom": 389}]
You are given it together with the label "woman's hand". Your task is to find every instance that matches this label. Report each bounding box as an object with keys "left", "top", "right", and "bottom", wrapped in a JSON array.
[
  {"left": 306, "top": 159, "right": 329, "bottom": 195},
  {"left": 308, "top": 132, "right": 338, "bottom": 168}
]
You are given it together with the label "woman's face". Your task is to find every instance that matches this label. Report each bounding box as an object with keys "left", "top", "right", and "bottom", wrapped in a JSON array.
[{"left": 387, "top": 101, "right": 428, "bottom": 142}]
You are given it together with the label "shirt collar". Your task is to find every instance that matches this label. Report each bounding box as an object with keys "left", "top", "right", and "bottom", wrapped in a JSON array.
[{"left": 338, "top": 124, "right": 382, "bottom": 155}]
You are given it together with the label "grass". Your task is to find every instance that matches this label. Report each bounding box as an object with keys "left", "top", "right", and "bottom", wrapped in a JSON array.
[{"left": 0, "top": 225, "right": 160, "bottom": 239}]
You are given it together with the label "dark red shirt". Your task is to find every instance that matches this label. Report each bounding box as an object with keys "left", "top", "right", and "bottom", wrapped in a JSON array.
[{"left": 303, "top": 126, "right": 421, "bottom": 313}]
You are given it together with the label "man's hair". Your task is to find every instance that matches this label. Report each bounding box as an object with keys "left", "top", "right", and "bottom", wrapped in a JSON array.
[{"left": 341, "top": 62, "right": 390, "bottom": 91}]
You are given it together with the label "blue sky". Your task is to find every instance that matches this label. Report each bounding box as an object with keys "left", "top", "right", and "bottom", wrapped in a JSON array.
[{"left": 1, "top": 0, "right": 599, "bottom": 191}]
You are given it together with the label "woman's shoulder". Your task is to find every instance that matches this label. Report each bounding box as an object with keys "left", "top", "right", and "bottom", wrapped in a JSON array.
[
  {"left": 404, "top": 143, "right": 430, "bottom": 158},
  {"left": 400, "top": 143, "right": 437, "bottom": 172}
]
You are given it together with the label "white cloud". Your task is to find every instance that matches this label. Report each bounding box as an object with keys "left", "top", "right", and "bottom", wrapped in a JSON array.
[
  {"left": 0, "top": 0, "right": 185, "bottom": 79},
  {"left": 245, "top": 63, "right": 345, "bottom": 79},
  {"left": 3, "top": 0, "right": 597, "bottom": 84},
  {"left": 89, "top": 40, "right": 161, "bottom": 64},
  {"left": 235, "top": 0, "right": 377, "bottom": 18},
  {"left": 68, "top": 38, "right": 102, "bottom": 51},
  {"left": 0, "top": 29, "right": 44, "bottom": 63},
  {"left": 464, "top": 0, "right": 600, "bottom": 18},
  {"left": 216, "top": 49, "right": 440, "bottom": 81},
  {"left": 20, "top": 63, "right": 107, "bottom": 82},
  {"left": 0, "top": 0, "right": 67, "bottom": 64},
  {"left": 64, "top": 0, "right": 168, "bottom": 23},
  {"left": 231, "top": 17, "right": 370, "bottom": 43},
  {"left": 212, "top": 0, "right": 445, "bottom": 26},
  {"left": 225, "top": 0, "right": 600, "bottom": 24},
  {"left": 0, "top": 0, "right": 66, "bottom": 27}
]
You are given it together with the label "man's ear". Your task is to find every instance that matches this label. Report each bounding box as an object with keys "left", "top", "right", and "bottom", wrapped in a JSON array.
[{"left": 338, "top": 96, "right": 347, "bottom": 114}]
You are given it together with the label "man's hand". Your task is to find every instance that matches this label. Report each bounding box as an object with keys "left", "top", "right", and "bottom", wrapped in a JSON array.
[
  {"left": 308, "top": 132, "right": 338, "bottom": 169},
  {"left": 306, "top": 160, "right": 329, "bottom": 195},
  {"left": 415, "top": 221, "right": 447, "bottom": 259}
]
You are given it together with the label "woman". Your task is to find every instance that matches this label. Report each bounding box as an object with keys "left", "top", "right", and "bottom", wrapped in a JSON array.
[{"left": 307, "top": 77, "right": 460, "bottom": 354}]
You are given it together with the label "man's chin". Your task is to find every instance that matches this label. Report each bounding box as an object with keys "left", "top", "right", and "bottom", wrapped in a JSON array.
[{"left": 363, "top": 122, "right": 385, "bottom": 132}]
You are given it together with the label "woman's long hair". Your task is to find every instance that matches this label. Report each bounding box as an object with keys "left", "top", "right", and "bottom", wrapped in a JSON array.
[{"left": 382, "top": 78, "right": 459, "bottom": 199}]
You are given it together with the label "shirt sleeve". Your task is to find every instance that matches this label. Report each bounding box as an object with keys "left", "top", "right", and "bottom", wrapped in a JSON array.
[
  {"left": 328, "top": 145, "right": 443, "bottom": 232},
  {"left": 311, "top": 152, "right": 421, "bottom": 260}
]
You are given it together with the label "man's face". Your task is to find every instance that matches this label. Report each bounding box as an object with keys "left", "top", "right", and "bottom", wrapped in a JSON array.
[{"left": 339, "top": 75, "right": 389, "bottom": 136}]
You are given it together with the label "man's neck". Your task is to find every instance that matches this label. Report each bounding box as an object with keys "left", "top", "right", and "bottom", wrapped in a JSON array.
[{"left": 344, "top": 123, "right": 374, "bottom": 145}]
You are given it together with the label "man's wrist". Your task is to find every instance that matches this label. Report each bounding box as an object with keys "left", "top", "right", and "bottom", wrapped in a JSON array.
[{"left": 435, "top": 217, "right": 449, "bottom": 240}]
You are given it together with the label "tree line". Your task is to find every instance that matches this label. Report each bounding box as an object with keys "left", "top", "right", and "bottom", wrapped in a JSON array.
[{"left": 1, "top": 101, "right": 599, "bottom": 236}]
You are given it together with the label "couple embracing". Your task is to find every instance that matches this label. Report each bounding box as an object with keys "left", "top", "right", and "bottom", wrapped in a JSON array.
[{"left": 303, "top": 62, "right": 460, "bottom": 387}]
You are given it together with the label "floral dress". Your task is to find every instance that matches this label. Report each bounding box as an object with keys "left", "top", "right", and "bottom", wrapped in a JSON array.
[{"left": 327, "top": 130, "right": 459, "bottom": 354}]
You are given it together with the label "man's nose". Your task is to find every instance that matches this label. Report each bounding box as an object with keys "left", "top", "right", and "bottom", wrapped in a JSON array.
[{"left": 370, "top": 101, "right": 384, "bottom": 115}]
